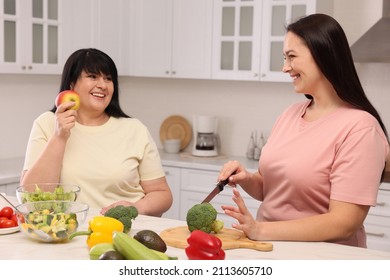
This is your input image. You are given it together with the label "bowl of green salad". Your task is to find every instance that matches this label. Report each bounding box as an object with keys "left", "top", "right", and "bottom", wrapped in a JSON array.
[
  {"left": 16, "top": 200, "right": 89, "bottom": 243},
  {"left": 16, "top": 183, "right": 80, "bottom": 204}
]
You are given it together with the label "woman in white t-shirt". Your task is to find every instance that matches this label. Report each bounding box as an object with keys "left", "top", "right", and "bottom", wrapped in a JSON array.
[
  {"left": 218, "top": 14, "right": 389, "bottom": 247},
  {"left": 21, "top": 48, "right": 172, "bottom": 217}
]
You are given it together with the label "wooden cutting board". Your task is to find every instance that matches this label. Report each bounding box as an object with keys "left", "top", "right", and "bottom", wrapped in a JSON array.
[{"left": 160, "top": 226, "right": 273, "bottom": 252}]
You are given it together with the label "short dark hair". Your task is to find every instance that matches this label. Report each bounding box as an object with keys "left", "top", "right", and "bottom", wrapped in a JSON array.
[
  {"left": 287, "top": 14, "right": 387, "bottom": 138},
  {"left": 51, "top": 48, "right": 130, "bottom": 118}
]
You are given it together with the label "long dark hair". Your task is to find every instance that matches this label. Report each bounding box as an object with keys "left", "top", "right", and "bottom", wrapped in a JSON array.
[
  {"left": 51, "top": 48, "right": 130, "bottom": 118},
  {"left": 287, "top": 14, "right": 388, "bottom": 138}
]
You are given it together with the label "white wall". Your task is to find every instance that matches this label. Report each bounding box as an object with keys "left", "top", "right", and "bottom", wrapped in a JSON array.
[{"left": 1, "top": 0, "right": 390, "bottom": 160}]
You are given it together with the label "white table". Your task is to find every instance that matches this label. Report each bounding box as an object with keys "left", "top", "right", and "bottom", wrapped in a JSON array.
[{"left": 1, "top": 196, "right": 390, "bottom": 260}]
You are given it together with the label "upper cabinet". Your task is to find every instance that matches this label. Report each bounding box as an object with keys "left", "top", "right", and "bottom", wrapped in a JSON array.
[
  {"left": 130, "top": 0, "right": 213, "bottom": 79},
  {"left": 212, "top": 0, "right": 315, "bottom": 82},
  {"left": 260, "top": 0, "right": 315, "bottom": 82},
  {"left": 212, "top": 0, "right": 262, "bottom": 81},
  {"left": 1, "top": 0, "right": 321, "bottom": 81},
  {"left": 61, "top": 0, "right": 131, "bottom": 75},
  {"left": 0, "top": 0, "right": 66, "bottom": 74}
]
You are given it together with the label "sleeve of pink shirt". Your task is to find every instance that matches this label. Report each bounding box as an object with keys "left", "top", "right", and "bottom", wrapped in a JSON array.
[{"left": 330, "top": 125, "right": 388, "bottom": 206}]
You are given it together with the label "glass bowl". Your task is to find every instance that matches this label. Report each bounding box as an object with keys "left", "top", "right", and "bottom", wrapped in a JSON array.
[
  {"left": 16, "top": 183, "right": 80, "bottom": 204},
  {"left": 16, "top": 200, "right": 89, "bottom": 243}
]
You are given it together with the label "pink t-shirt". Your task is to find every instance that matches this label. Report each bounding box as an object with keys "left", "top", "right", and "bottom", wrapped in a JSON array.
[{"left": 258, "top": 100, "right": 389, "bottom": 247}]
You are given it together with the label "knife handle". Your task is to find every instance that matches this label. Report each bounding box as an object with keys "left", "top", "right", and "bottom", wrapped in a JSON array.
[{"left": 216, "top": 171, "right": 236, "bottom": 191}]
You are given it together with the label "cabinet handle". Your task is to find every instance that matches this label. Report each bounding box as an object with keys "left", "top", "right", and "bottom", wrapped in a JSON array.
[
  {"left": 164, "top": 170, "right": 170, "bottom": 175},
  {"left": 28, "top": 65, "right": 32, "bottom": 70},
  {"left": 22, "top": 66, "right": 26, "bottom": 70},
  {"left": 376, "top": 202, "right": 386, "bottom": 207},
  {"left": 165, "top": 70, "right": 170, "bottom": 74},
  {"left": 172, "top": 71, "right": 176, "bottom": 75},
  {"left": 366, "top": 231, "right": 385, "bottom": 238}
]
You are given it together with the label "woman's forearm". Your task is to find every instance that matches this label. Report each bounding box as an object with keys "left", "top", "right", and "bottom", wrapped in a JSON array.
[
  {"left": 238, "top": 171, "right": 264, "bottom": 201},
  {"left": 20, "top": 135, "right": 67, "bottom": 185}
]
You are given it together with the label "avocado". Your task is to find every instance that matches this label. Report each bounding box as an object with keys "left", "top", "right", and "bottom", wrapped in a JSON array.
[
  {"left": 98, "top": 250, "right": 125, "bottom": 260},
  {"left": 133, "top": 230, "right": 167, "bottom": 253}
]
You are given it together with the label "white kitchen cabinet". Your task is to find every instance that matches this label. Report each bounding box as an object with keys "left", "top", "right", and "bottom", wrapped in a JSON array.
[
  {"left": 162, "top": 166, "right": 181, "bottom": 220},
  {"left": 364, "top": 186, "right": 390, "bottom": 252},
  {"left": 260, "top": 0, "right": 315, "bottom": 82},
  {"left": 130, "top": 0, "right": 213, "bottom": 79},
  {"left": 61, "top": 0, "right": 131, "bottom": 75},
  {"left": 212, "top": 0, "right": 315, "bottom": 82},
  {"left": 0, "top": 182, "right": 18, "bottom": 196},
  {"left": 0, "top": 0, "right": 68, "bottom": 74},
  {"left": 212, "top": 0, "right": 262, "bottom": 81}
]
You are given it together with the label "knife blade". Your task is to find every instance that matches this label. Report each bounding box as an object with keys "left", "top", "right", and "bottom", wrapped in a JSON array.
[{"left": 201, "top": 177, "right": 231, "bottom": 204}]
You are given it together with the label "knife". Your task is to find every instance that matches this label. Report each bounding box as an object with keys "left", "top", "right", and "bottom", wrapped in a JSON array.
[{"left": 202, "top": 173, "right": 235, "bottom": 203}]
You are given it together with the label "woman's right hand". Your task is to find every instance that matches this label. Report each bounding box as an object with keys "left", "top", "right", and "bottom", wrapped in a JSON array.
[
  {"left": 218, "top": 160, "right": 249, "bottom": 187},
  {"left": 54, "top": 102, "right": 78, "bottom": 139}
]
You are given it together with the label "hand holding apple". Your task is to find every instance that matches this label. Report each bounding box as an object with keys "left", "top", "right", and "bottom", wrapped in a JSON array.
[{"left": 55, "top": 90, "right": 80, "bottom": 110}]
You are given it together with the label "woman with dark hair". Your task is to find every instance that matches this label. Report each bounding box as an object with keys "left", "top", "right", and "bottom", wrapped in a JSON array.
[
  {"left": 218, "top": 14, "right": 389, "bottom": 247},
  {"left": 21, "top": 48, "right": 172, "bottom": 217}
]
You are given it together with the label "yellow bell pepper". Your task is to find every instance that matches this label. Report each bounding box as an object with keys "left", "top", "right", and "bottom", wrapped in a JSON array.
[{"left": 68, "top": 216, "right": 124, "bottom": 248}]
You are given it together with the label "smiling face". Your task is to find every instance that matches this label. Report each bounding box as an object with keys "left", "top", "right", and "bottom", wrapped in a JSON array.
[
  {"left": 72, "top": 70, "right": 114, "bottom": 113},
  {"left": 282, "top": 32, "right": 324, "bottom": 95}
]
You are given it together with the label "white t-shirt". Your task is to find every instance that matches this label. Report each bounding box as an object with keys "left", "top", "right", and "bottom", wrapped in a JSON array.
[{"left": 23, "top": 112, "right": 165, "bottom": 209}]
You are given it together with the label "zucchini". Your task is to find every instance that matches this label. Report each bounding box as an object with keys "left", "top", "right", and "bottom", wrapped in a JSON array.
[
  {"left": 113, "top": 232, "right": 168, "bottom": 260},
  {"left": 89, "top": 243, "right": 116, "bottom": 260}
]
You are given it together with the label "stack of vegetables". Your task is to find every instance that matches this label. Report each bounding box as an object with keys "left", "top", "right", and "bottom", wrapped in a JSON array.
[
  {"left": 69, "top": 205, "right": 177, "bottom": 260},
  {"left": 185, "top": 203, "right": 226, "bottom": 260}
]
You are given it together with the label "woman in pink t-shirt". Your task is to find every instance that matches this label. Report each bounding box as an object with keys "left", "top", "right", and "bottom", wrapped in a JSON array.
[{"left": 219, "top": 14, "right": 389, "bottom": 247}]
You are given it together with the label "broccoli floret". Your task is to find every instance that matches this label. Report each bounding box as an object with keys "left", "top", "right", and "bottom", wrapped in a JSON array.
[
  {"left": 118, "top": 216, "right": 133, "bottom": 233},
  {"left": 186, "top": 203, "right": 224, "bottom": 233},
  {"left": 104, "top": 205, "right": 138, "bottom": 233}
]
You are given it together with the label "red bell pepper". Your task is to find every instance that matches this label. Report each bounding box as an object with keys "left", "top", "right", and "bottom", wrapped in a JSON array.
[{"left": 185, "top": 230, "right": 226, "bottom": 260}]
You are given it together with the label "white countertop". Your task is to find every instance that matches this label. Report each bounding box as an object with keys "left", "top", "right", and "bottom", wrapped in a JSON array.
[
  {"left": 160, "top": 149, "right": 259, "bottom": 172},
  {"left": 1, "top": 196, "right": 390, "bottom": 260}
]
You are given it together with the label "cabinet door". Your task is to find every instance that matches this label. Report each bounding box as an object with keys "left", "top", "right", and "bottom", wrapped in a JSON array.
[
  {"left": 171, "top": 0, "right": 212, "bottom": 79},
  {"left": 91, "top": 0, "right": 131, "bottom": 75},
  {"left": 131, "top": 0, "right": 172, "bottom": 77},
  {"left": 212, "top": 0, "right": 262, "bottom": 81},
  {"left": 0, "top": 0, "right": 64, "bottom": 74},
  {"left": 61, "top": 0, "right": 132, "bottom": 75},
  {"left": 131, "top": 0, "right": 212, "bottom": 79},
  {"left": 61, "top": 0, "right": 94, "bottom": 60},
  {"left": 364, "top": 215, "right": 390, "bottom": 252},
  {"left": 260, "top": 0, "right": 315, "bottom": 82},
  {"left": 162, "top": 166, "right": 181, "bottom": 220}
]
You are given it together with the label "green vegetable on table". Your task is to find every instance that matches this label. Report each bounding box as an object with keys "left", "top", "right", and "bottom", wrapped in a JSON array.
[
  {"left": 113, "top": 231, "right": 177, "bottom": 260},
  {"left": 186, "top": 203, "right": 224, "bottom": 233},
  {"left": 103, "top": 205, "right": 138, "bottom": 233}
]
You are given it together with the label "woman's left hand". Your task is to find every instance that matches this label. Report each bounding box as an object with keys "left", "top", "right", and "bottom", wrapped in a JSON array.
[
  {"left": 100, "top": 200, "right": 137, "bottom": 215},
  {"left": 221, "top": 188, "right": 259, "bottom": 240}
]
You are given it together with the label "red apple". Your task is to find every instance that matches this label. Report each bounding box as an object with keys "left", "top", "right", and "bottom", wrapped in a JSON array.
[{"left": 55, "top": 90, "right": 80, "bottom": 110}]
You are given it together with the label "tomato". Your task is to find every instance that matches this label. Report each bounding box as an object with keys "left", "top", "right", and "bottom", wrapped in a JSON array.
[
  {"left": 11, "top": 214, "right": 18, "bottom": 225},
  {"left": 0, "top": 206, "right": 14, "bottom": 219},
  {"left": 0, "top": 219, "right": 16, "bottom": 228},
  {"left": 0, "top": 217, "right": 8, "bottom": 227},
  {"left": 0, "top": 218, "right": 10, "bottom": 228}
]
